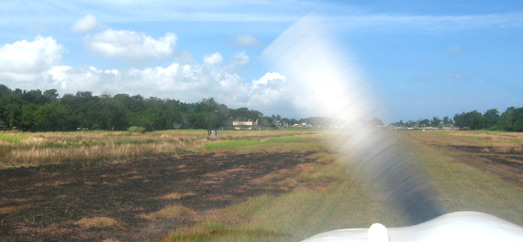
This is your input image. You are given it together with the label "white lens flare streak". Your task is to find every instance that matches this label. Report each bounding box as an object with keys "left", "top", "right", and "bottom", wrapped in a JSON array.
[
  {"left": 263, "top": 15, "right": 441, "bottom": 224},
  {"left": 263, "top": 15, "right": 523, "bottom": 241}
]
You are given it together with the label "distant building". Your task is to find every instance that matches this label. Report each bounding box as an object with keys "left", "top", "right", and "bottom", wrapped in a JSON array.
[{"left": 232, "top": 120, "right": 258, "bottom": 130}]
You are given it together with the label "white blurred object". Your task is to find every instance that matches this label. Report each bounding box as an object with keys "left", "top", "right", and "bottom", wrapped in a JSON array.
[
  {"left": 367, "top": 223, "right": 389, "bottom": 242},
  {"left": 264, "top": 16, "right": 523, "bottom": 242},
  {"left": 301, "top": 211, "right": 523, "bottom": 242}
]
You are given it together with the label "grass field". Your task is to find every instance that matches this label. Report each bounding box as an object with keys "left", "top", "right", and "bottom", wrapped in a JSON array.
[
  {"left": 0, "top": 129, "right": 319, "bottom": 169},
  {"left": 0, "top": 129, "right": 521, "bottom": 241}
]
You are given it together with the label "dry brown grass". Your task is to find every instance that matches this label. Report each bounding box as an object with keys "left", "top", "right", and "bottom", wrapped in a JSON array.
[
  {"left": 0, "top": 205, "right": 30, "bottom": 214},
  {"left": 102, "top": 239, "right": 122, "bottom": 242},
  {"left": 17, "top": 223, "right": 74, "bottom": 238},
  {"left": 158, "top": 192, "right": 196, "bottom": 200},
  {"left": 140, "top": 204, "right": 196, "bottom": 221},
  {"left": 406, "top": 130, "right": 523, "bottom": 149},
  {"left": 0, "top": 130, "right": 322, "bottom": 169},
  {"left": 0, "top": 130, "right": 211, "bottom": 168},
  {"left": 74, "top": 217, "right": 120, "bottom": 229}
]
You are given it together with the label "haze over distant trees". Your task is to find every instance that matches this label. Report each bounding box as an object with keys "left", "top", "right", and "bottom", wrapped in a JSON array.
[
  {"left": 390, "top": 108, "right": 523, "bottom": 132},
  {"left": 1, "top": 84, "right": 522, "bottom": 132}
]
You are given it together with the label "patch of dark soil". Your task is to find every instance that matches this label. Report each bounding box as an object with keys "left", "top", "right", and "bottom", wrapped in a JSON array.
[
  {"left": 448, "top": 145, "right": 522, "bottom": 155},
  {"left": 0, "top": 151, "right": 319, "bottom": 242},
  {"left": 484, "top": 155, "right": 523, "bottom": 169},
  {"left": 448, "top": 145, "right": 485, "bottom": 153},
  {"left": 446, "top": 145, "right": 523, "bottom": 187}
]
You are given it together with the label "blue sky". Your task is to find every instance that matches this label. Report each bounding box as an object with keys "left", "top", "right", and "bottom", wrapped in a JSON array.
[{"left": 0, "top": 1, "right": 522, "bottom": 123}]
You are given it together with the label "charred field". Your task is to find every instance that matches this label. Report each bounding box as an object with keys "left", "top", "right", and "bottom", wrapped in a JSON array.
[
  {"left": 0, "top": 151, "right": 320, "bottom": 241},
  {"left": 0, "top": 129, "right": 522, "bottom": 242}
]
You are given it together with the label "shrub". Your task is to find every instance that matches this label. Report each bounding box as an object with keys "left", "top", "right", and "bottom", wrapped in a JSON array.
[{"left": 127, "top": 126, "right": 146, "bottom": 134}]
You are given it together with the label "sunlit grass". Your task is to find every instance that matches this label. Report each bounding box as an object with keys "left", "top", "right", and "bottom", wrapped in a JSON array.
[
  {"left": 3, "top": 129, "right": 521, "bottom": 241},
  {"left": 203, "top": 135, "right": 321, "bottom": 152},
  {"left": 0, "top": 133, "right": 27, "bottom": 143},
  {"left": 400, "top": 130, "right": 523, "bottom": 224},
  {"left": 162, "top": 130, "right": 522, "bottom": 242},
  {"left": 203, "top": 140, "right": 261, "bottom": 151},
  {"left": 74, "top": 217, "right": 120, "bottom": 229},
  {"left": 0, "top": 129, "right": 325, "bottom": 169},
  {"left": 163, "top": 159, "right": 403, "bottom": 242},
  {"left": 140, "top": 204, "right": 196, "bottom": 221}
]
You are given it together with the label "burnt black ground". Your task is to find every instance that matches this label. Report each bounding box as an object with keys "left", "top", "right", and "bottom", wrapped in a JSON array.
[{"left": 0, "top": 151, "right": 317, "bottom": 242}]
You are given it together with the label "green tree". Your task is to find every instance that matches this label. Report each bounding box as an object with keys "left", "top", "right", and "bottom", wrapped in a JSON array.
[
  {"left": 3, "top": 93, "right": 24, "bottom": 129},
  {"left": 454, "top": 113, "right": 465, "bottom": 128},
  {"left": 455, "top": 110, "right": 484, "bottom": 130},
  {"left": 34, "top": 102, "right": 70, "bottom": 131},
  {"left": 442, "top": 116, "right": 450, "bottom": 126},
  {"left": 513, "top": 108, "right": 523, "bottom": 132},
  {"left": 20, "top": 104, "right": 38, "bottom": 131},
  {"left": 0, "top": 84, "right": 11, "bottom": 97},
  {"left": 483, "top": 109, "right": 500, "bottom": 129},
  {"left": 498, "top": 107, "right": 523, "bottom": 132},
  {"left": 431, "top": 116, "right": 441, "bottom": 127},
  {"left": 419, "top": 119, "right": 430, "bottom": 127},
  {"left": 43, "top": 89, "right": 59, "bottom": 100},
  {"left": 101, "top": 98, "right": 129, "bottom": 130},
  {"left": 229, "top": 107, "right": 262, "bottom": 121}
]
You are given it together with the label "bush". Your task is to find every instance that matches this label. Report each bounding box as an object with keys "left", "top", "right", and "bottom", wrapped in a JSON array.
[{"left": 127, "top": 126, "right": 146, "bottom": 134}]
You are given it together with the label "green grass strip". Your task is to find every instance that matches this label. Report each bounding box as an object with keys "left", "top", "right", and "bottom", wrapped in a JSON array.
[
  {"left": 0, "top": 135, "right": 24, "bottom": 143},
  {"left": 204, "top": 136, "right": 311, "bottom": 151},
  {"left": 204, "top": 140, "right": 261, "bottom": 151}
]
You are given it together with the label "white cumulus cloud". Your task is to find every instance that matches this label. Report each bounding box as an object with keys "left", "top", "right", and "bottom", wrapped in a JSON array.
[
  {"left": 0, "top": 35, "right": 293, "bottom": 116},
  {"left": 71, "top": 14, "right": 105, "bottom": 33},
  {"left": 252, "top": 72, "right": 286, "bottom": 87},
  {"left": 40, "top": 61, "right": 290, "bottom": 112},
  {"left": 84, "top": 29, "right": 177, "bottom": 60},
  {"left": 243, "top": 72, "right": 289, "bottom": 107},
  {"left": 229, "top": 51, "right": 249, "bottom": 68},
  {"left": 203, "top": 52, "right": 223, "bottom": 65},
  {"left": 235, "top": 34, "right": 262, "bottom": 46},
  {"left": 0, "top": 36, "right": 63, "bottom": 81},
  {"left": 224, "top": 51, "right": 250, "bottom": 72}
]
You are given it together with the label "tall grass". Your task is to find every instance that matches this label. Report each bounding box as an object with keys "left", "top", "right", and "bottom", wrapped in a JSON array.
[
  {"left": 0, "top": 133, "right": 26, "bottom": 143},
  {"left": 0, "top": 130, "right": 211, "bottom": 168},
  {"left": 0, "top": 130, "right": 324, "bottom": 169}
]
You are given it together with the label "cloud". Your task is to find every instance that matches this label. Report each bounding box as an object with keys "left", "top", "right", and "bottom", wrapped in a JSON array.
[
  {"left": 0, "top": 35, "right": 292, "bottom": 116},
  {"left": 252, "top": 72, "right": 285, "bottom": 87},
  {"left": 84, "top": 29, "right": 177, "bottom": 60},
  {"left": 235, "top": 34, "right": 262, "bottom": 46},
  {"left": 39, "top": 62, "right": 291, "bottom": 115},
  {"left": 243, "top": 72, "right": 289, "bottom": 109},
  {"left": 71, "top": 14, "right": 105, "bottom": 33},
  {"left": 226, "top": 51, "right": 250, "bottom": 70},
  {"left": 203, "top": 52, "right": 223, "bottom": 65},
  {"left": 0, "top": 36, "right": 63, "bottom": 81}
]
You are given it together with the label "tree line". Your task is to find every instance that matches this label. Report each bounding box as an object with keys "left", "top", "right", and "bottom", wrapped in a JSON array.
[
  {"left": 0, "top": 85, "right": 296, "bottom": 132},
  {"left": 390, "top": 107, "right": 523, "bottom": 132},
  {"left": 2, "top": 84, "right": 521, "bottom": 132}
]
